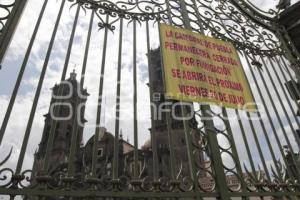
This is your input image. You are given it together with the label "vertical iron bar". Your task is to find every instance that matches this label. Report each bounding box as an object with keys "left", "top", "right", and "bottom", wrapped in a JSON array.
[
  {"left": 91, "top": 14, "right": 109, "bottom": 177},
  {"left": 235, "top": 110, "right": 264, "bottom": 199},
  {"left": 145, "top": 20, "right": 159, "bottom": 181},
  {"left": 66, "top": 78, "right": 78, "bottom": 176},
  {"left": 221, "top": 108, "right": 247, "bottom": 191},
  {"left": 243, "top": 52, "right": 278, "bottom": 181},
  {"left": 254, "top": 55, "right": 298, "bottom": 180},
  {"left": 162, "top": 0, "right": 180, "bottom": 181},
  {"left": 280, "top": 56, "right": 300, "bottom": 102},
  {"left": 239, "top": 52, "right": 271, "bottom": 181},
  {"left": 201, "top": 105, "right": 230, "bottom": 199},
  {"left": 80, "top": 10, "right": 94, "bottom": 89},
  {"left": 261, "top": 56, "right": 300, "bottom": 178},
  {"left": 245, "top": 111, "right": 271, "bottom": 181},
  {"left": 166, "top": 107, "right": 176, "bottom": 180},
  {"left": 156, "top": 36, "right": 177, "bottom": 182},
  {"left": 113, "top": 16, "right": 124, "bottom": 180},
  {"left": 155, "top": 21, "right": 177, "bottom": 182},
  {"left": 276, "top": 29, "right": 300, "bottom": 81},
  {"left": 180, "top": 103, "right": 199, "bottom": 184},
  {"left": 15, "top": 0, "right": 65, "bottom": 174},
  {"left": 0, "top": 0, "right": 28, "bottom": 65},
  {"left": 43, "top": 3, "right": 80, "bottom": 172},
  {"left": 158, "top": 5, "right": 199, "bottom": 193},
  {"left": 60, "top": 5, "right": 80, "bottom": 81},
  {"left": 0, "top": 0, "right": 48, "bottom": 145},
  {"left": 276, "top": 56, "right": 300, "bottom": 149},
  {"left": 67, "top": 9, "right": 94, "bottom": 177},
  {"left": 132, "top": 18, "right": 139, "bottom": 180},
  {"left": 279, "top": 56, "right": 300, "bottom": 147},
  {"left": 91, "top": 127, "right": 99, "bottom": 178},
  {"left": 9, "top": 195, "right": 15, "bottom": 200},
  {"left": 273, "top": 56, "right": 300, "bottom": 127},
  {"left": 234, "top": 109, "right": 257, "bottom": 174}
]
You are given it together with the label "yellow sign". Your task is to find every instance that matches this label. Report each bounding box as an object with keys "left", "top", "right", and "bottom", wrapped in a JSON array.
[{"left": 159, "top": 23, "right": 256, "bottom": 111}]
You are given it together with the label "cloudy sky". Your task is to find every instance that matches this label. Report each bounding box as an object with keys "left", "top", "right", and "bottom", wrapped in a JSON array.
[{"left": 0, "top": 0, "right": 300, "bottom": 184}]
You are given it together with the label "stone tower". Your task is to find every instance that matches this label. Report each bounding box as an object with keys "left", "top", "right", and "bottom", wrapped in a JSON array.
[
  {"left": 32, "top": 70, "right": 88, "bottom": 176},
  {"left": 148, "top": 48, "right": 205, "bottom": 179}
]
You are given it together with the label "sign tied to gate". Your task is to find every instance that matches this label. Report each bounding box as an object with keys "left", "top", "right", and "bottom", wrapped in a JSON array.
[{"left": 159, "top": 24, "right": 256, "bottom": 111}]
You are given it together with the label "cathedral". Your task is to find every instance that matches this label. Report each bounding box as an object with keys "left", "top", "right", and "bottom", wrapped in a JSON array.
[{"left": 31, "top": 48, "right": 205, "bottom": 186}]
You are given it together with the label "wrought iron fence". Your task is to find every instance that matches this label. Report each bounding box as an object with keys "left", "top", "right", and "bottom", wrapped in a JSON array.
[{"left": 0, "top": 0, "right": 300, "bottom": 199}]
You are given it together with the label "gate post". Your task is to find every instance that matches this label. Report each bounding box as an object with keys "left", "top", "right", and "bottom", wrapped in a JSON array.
[
  {"left": 175, "top": 0, "right": 231, "bottom": 199},
  {"left": 0, "top": 0, "right": 28, "bottom": 67}
]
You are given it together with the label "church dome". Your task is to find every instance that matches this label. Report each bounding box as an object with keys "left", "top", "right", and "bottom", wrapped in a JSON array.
[{"left": 142, "top": 138, "right": 151, "bottom": 150}]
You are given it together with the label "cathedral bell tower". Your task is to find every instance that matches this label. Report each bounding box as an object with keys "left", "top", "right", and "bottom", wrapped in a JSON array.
[
  {"left": 33, "top": 70, "right": 89, "bottom": 175},
  {"left": 148, "top": 48, "right": 204, "bottom": 178}
]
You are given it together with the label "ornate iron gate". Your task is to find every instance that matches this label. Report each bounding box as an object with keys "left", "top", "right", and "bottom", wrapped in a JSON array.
[{"left": 1, "top": 0, "right": 300, "bottom": 199}]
